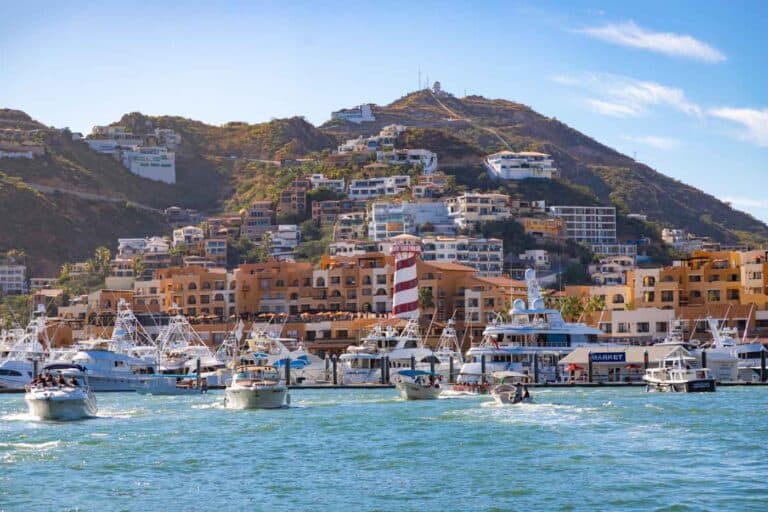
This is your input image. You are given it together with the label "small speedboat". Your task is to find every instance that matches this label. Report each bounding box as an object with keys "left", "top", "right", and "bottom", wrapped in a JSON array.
[
  {"left": 490, "top": 371, "right": 533, "bottom": 405},
  {"left": 224, "top": 364, "right": 288, "bottom": 409},
  {"left": 395, "top": 369, "right": 442, "bottom": 400},
  {"left": 643, "top": 354, "right": 716, "bottom": 392},
  {"left": 25, "top": 364, "right": 97, "bottom": 421}
]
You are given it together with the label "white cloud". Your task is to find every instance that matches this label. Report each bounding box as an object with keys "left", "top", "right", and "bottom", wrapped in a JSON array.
[
  {"left": 553, "top": 72, "right": 702, "bottom": 118},
  {"left": 709, "top": 107, "right": 768, "bottom": 148},
  {"left": 623, "top": 135, "right": 680, "bottom": 150},
  {"left": 575, "top": 21, "right": 725, "bottom": 63}
]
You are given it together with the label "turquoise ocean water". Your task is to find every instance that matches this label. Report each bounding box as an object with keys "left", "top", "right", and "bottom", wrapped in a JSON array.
[{"left": 1, "top": 387, "right": 767, "bottom": 511}]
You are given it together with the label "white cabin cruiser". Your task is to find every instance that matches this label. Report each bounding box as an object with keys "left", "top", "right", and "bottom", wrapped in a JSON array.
[
  {"left": 0, "top": 305, "right": 49, "bottom": 389},
  {"left": 643, "top": 354, "right": 716, "bottom": 392},
  {"left": 25, "top": 364, "right": 97, "bottom": 420},
  {"left": 395, "top": 369, "right": 442, "bottom": 400},
  {"left": 456, "top": 269, "right": 606, "bottom": 386},
  {"left": 247, "top": 328, "right": 326, "bottom": 384},
  {"left": 224, "top": 361, "right": 288, "bottom": 409}
]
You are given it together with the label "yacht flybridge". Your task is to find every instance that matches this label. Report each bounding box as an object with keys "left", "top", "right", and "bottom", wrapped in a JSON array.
[{"left": 457, "top": 269, "right": 606, "bottom": 385}]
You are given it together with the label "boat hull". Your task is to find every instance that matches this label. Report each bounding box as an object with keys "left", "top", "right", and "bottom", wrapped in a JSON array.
[
  {"left": 490, "top": 386, "right": 533, "bottom": 405},
  {"left": 644, "top": 378, "right": 716, "bottom": 393},
  {"left": 25, "top": 391, "right": 97, "bottom": 421},
  {"left": 224, "top": 386, "right": 288, "bottom": 409},
  {"left": 396, "top": 381, "right": 441, "bottom": 400}
]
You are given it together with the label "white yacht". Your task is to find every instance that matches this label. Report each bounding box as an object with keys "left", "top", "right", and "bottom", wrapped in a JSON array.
[
  {"left": 395, "top": 369, "right": 442, "bottom": 400},
  {"left": 246, "top": 327, "right": 327, "bottom": 384},
  {"left": 456, "top": 269, "right": 606, "bottom": 386},
  {"left": 643, "top": 353, "right": 716, "bottom": 392},
  {"left": 224, "top": 358, "right": 288, "bottom": 409},
  {"left": 432, "top": 318, "right": 464, "bottom": 381},
  {"left": 339, "top": 320, "right": 437, "bottom": 384},
  {"left": 0, "top": 305, "right": 49, "bottom": 389},
  {"left": 25, "top": 364, "right": 97, "bottom": 420}
]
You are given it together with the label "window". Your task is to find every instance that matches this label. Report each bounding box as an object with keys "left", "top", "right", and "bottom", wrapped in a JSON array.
[
  {"left": 315, "top": 277, "right": 325, "bottom": 287},
  {"left": 376, "top": 275, "right": 387, "bottom": 285},
  {"left": 689, "top": 275, "right": 701, "bottom": 282},
  {"left": 661, "top": 290, "right": 674, "bottom": 302},
  {"left": 617, "top": 322, "right": 629, "bottom": 333},
  {"left": 599, "top": 323, "right": 612, "bottom": 333},
  {"left": 188, "top": 283, "right": 197, "bottom": 290},
  {"left": 202, "top": 282, "right": 211, "bottom": 290},
  {"left": 331, "top": 276, "right": 341, "bottom": 285},
  {"left": 643, "top": 291, "right": 655, "bottom": 302},
  {"left": 727, "top": 289, "right": 739, "bottom": 300},
  {"left": 642, "top": 276, "right": 656, "bottom": 287},
  {"left": 708, "top": 290, "right": 721, "bottom": 302},
  {"left": 636, "top": 322, "right": 650, "bottom": 333},
  {"left": 612, "top": 294, "right": 625, "bottom": 304},
  {"left": 187, "top": 296, "right": 197, "bottom": 305},
  {"left": 656, "top": 322, "right": 668, "bottom": 333},
  {"left": 200, "top": 295, "right": 210, "bottom": 304},
  {"left": 708, "top": 275, "right": 720, "bottom": 282}
]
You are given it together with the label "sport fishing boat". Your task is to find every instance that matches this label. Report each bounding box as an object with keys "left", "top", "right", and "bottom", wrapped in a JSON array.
[
  {"left": 0, "top": 305, "right": 49, "bottom": 389},
  {"left": 338, "top": 323, "right": 397, "bottom": 384},
  {"left": 456, "top": 269, "right": 605, "bottom": 387},
  {"left": 489, "top": 371, "right": 533, "bottom": 405},
  {"left": 395, "top": 369, "right": 442, "bottom": 400},
  {"left": 643, "top": 353, "right": 716, "bottom": 392},
  {"left": 246, "top": 327, "right": 327, "bottom": 384},
  {"left": 433, "top": 318, "right": 464, "bottom": 381},
  {"left": 25, "top": 364, "right": 97, "bottom": 420},
  {"left": 224, "top": 359, "right": 289, "bottom": 409}
]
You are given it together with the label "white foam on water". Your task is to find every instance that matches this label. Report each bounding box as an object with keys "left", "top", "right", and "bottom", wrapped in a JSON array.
[
  {"left": 0, "top": 440, "right": 61, "bottom": 450},
  {"left": 1, "top": 412, "right": 40, "bottom": 422}
]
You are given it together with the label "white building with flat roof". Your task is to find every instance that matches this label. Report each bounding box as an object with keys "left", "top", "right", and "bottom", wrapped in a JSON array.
[
  {"left": 267, "top": 225, "right": 301, "bottom": 261},
  {"left": 376, "top": 149, "right": 438, "bottom": 175},
  {"left": 420, "top": 236, "right": 504, "bottom": 277},
  {"left": 172, "top": 226, "right": 204, "bottom": 247},
  {"left": 121, "top": 146, "right": 176, "bottom": 184},
  {"left": 444, "top": 193, "right": 512, "bottom": 230},
  {"left": 309, "top": 174, "right": 345, "bottom": 194},
  {"left": 0, "top": 263, "right": 26, "bottom": 294},
  {"left": 331, "top": 104, "right": 375, "bottom": 124},
  {"left": 485, "top": 151, "right": 556, "bottom": 180},
  {"left": 348, "top": 175, "right": 411, "bottom": 200},
  {"left": 549, "top": 206, "right": 616, "bottom": 244},
  {"left": 367, "top": 200, "right": 454, "bottom": 240}
]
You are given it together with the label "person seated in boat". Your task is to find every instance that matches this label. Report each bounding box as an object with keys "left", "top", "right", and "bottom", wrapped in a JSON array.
[
  {"left": 513, "top": 382, "right": 523, "bottom": 403},
  {"left": 69, "top": 376, "right": 79, "bottom": 387},
  {"left": 30, "top": 375, "right": 43, "bottom": 387},
  {"left": 44, "top": 373, "right": 55, "bottom": 387},
  {"left": 56, "top": 373, "right": 67, "bottom": 387}
]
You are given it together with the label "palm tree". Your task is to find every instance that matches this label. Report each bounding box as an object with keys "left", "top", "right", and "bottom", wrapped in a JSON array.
[
  {"left": 93, "top": 246, "right": 112, "bottom": 277},
  {"left": 557, "top": 296, "right": 584, "bottom": 322},
  {"left": 418, "top": 287, "right": 435, "bottom": 310}
]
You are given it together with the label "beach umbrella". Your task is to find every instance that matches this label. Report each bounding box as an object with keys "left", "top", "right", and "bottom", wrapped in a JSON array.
[
  {"left": 624, "top": 363, "right": 640, "bottom": 369},
  {"left": 566, "top": 364, "right": 583, "bottom": 372}
]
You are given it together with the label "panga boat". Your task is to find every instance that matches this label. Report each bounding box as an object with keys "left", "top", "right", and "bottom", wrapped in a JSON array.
[
  {"left": 490, "top": 371, "right": 533, "bottom": 405},
  {"left": 395, "top": 369, "right": 442, "bottom": 400},
  {"left": 25, "top": 364, "right": 97, "bottom": 420},
  {"left": 643, "top": 354, "right": 716, "bottom": 392},
  {"left": 224, "top": 364, "right": 288, "bottom": 409}
]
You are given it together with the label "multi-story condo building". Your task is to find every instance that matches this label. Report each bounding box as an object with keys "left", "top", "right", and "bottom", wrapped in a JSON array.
[
  {"left": 518, "top": 217, "right": 566, "bottom": 239},
  {"left": 337, "top": 125, "right": 404, "bottom": 153},
  {"left": 333, "top": 212, "right": 367, "bottom": 241},
  {"left": 444, "top": 193, "right": 512, "bottom": 230},
  {"left": 412, "top": 173, "right": 449, "bottom": 198},
  {"left": 312, "top": 199, "right": 368, "bottom": 226},
  {"left": 121, "top": 146, "right": 176, "bottom": 184},
  {"left": 172, "top": 226, "right": 204, "bottom": 247},
  {"left": 348, "top": 175, "right": 411, "bottom": 200},
  {"left": 589, "top": 256, "right": 636, "bottom": 285},
  {"left": 376, "top": 149, "right": 438, "bottom": 175},
  {"left": 278, "top": 178, "right": 311, "bottom": 217},
  {"left": 591, "top": 243, "right": 638, "bottom": 259},
  {"left": 0, "top": 262, "right": 26, "bottom": 294},
  {"left": 242, "top": 201, "right": 275, "bottom": 242},
  {"left": 420, "top": 236, "right": 504, "bottom": 277},
  {"left": 157, "top": 267, "right": 233, "bottom": 318},
  {"left": 208, "top": 215, "right": 242, "bottom": 239},
  {"left": 309, "top": 174, "right": 345, "bottom": 194},
  {"left": 484, "top": 151, "right": 556, "bottom": 180},
  {"left": 549, "top": 206, "right": 616, "bottom": 244},
  {"left": 367, "top": 200, "right": 454, "bottom": 241},
  {"left": 204, "top": 238, "right": 228, "bottom": 267},
  {"left": 331, "top": 103, "right": 375, "bottom": 124},
  {"left": 267, "top": 225, "right": 301, "bottom": 261}
]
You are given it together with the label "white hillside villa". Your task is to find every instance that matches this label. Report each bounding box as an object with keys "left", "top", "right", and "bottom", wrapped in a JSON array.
[{"left": 484, "top": 151, "right": 556, "bottom": 180}]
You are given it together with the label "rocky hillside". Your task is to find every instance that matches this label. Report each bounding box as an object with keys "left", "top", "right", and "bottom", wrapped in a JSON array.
[{"left": 322, "top": 91, "right": 768, "bottom": 245}]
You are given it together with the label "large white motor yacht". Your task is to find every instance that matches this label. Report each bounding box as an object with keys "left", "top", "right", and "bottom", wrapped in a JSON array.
[
  {"left": 0, "top": 305, "right": 49, "bottom": 389},
  {"left": 456, "top": 269, "right": 605, "bottom": 386},
  {"left": 643, "top": 353, "right": 716, "bottom": 392},
  {"left": 25, "top": 364, "right": 97, "bottom": 420}
]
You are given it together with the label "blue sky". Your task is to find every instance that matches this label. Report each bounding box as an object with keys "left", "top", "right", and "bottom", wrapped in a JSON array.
[{"left": 2, "top": 0, "right": 766, "bottom": 222}]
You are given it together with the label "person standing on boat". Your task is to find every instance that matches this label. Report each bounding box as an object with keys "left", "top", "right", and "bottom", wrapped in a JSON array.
[{"left": 513, "top": 382, "right": 523, "bottom": 403}]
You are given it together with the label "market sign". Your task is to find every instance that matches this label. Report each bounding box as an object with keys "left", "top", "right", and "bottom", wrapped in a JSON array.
[{"left": 590, "top": 352, "right": 626, "bottom": 363}]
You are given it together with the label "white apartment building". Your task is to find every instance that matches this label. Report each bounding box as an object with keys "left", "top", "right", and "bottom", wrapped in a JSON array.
[
  {"left": 121, "top": 146, "right": 176, "bottom": 184},
  {"left": 267, "top": 225, "right": 301, "bottom": 261},
  {"left": 444, "top": 193, "right": 512, "bottom": 230},
  {"left": 172, "top": 226, "right": 204, "bottom": 247},
  {"left": 328, "top": 240, "right": 390, "bottom": 257},
  {"left": 367, "top": 200, "right": 454, "bottom": 241},
  {"left": 309, "top": 174, "right": 345, "bottom": 194},
  {"left": 337, "top": 125, "right": 404, "bottom": 153},
  {"left": 549, "top": 206, "right": 617, "bottom": 244},
  {"left": 376, "top": 149, "right": 438, "bottom": 175},
  {"left": 153, "top": 128, "right": 182, "bottom": 148},
  {"left": 348, "top": 175, "right": 411, "bottom": 200},
  {"left": 598, "top": 308, "right": 675, "bottom": 342},
  {"left": 484, "top": 151, "right": 557, "bottom": 180},
  {"left": 590, "top": 256, "right": 636, "bottom": 285},
  {"left": 592, "top": 243, "right": 637, "bottom": 259},
  {"left": 331, "top": 104, "right": 375, "bottom": 124},
  {"left": 85, "top": 139, "right": 121, "bottom": 155},
  {"left": 0, "top": 263, "right": 26, "bottom": 294},
  {"left": 518, "top": 249, "right": 551, "bottom": 269},
  {"left": 421, "top": 236, "right": 504, "bottom": 277}
]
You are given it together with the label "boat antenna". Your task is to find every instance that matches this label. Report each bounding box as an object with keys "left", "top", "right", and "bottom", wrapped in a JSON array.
[
  {"left": 743, "top": 303, "right": 755, "bottom": 343},
  {"left": 718, "top": 304, "right": 732, "bottom": 332}
]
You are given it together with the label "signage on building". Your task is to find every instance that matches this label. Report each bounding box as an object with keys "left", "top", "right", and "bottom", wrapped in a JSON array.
[{"left": 590, "top": 352, "right": 626, "bottom": 363}]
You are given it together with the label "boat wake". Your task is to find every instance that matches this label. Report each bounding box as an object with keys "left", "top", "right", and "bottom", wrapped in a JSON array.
[{"left": 0, "top": 440, "right": 61, "bottom": 450}]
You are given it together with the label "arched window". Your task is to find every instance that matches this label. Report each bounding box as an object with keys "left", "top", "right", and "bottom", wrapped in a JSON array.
[
  {"left": 188, "top": 282, "right": 198, "bottom": 290},
  {"left": 202, "top": 282, "right": 211, "bottom": 290},
  {"left": 612, "top": 294, "right": 625, "bottom": 304},
  {"left": 375, "top": 288, "right": 387, "bottom": 296},
  {"left": 316, "top": 277, "right": 326, "bottom": 287}
]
